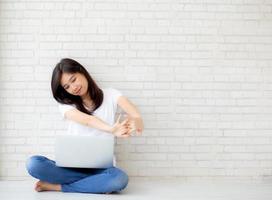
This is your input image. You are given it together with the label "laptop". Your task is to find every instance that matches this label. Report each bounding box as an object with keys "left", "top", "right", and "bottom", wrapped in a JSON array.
[{"left": 54, "top": 134, "right": 114, "bottom": 168}]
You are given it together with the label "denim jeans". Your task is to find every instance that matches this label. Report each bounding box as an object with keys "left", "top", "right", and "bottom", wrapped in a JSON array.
[{"left": 25, "top": 155, "right": 129, "bottom": 194}]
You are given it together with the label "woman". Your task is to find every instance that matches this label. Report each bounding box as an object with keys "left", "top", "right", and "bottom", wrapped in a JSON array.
[{"left": 25, "top": 58, "right": 144, "bottom": 194}]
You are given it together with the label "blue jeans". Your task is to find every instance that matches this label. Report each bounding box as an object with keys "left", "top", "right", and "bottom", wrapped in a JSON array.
[{"left": 25, "top": 155, "right": 129, "bottom": 194}]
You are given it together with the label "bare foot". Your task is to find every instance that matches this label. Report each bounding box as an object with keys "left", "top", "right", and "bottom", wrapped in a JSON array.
[{"left": 35, "top": 180, "right": 61, "bottom": 192}]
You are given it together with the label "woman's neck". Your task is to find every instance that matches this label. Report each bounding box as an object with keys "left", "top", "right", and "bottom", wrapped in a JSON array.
[
  {"left": 81, "top": 91, "right": 91, "bottom": 102},
  {"left": 81, "top": 94, "right": 94, "bottom": 109}
]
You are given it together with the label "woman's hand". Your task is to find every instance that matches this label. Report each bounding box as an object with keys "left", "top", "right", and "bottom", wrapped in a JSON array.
[
  {"left": 110, "top": 114, "right": 133, "bottom": 138},
  {"left": 124, "top": 115, "right": 144, "bottom": 135}
]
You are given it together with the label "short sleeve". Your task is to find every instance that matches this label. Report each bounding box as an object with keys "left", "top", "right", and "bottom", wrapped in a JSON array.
[
  {"left": 109, "top": 88, "right": 123, "bottom": 108},
  {"left": 58, "top": 103, "right": 76, "bottom": 119}
]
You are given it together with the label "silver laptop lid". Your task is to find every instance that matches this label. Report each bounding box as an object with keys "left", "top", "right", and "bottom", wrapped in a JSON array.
[{"left": 55, "top": 135, "right": 114, "bottom": 168}]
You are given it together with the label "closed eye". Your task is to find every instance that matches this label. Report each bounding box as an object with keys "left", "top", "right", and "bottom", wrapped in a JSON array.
[{"left": 63, "top": 78, "right": 76, "bottom": 90}]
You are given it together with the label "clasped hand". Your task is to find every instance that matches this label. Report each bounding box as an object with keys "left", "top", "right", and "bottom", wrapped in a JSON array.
[{"left": 111, "top": 114, "right": 143, "bottom": 138}]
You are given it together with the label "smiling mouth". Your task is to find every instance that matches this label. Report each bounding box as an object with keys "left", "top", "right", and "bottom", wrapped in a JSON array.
[{"left": 75, "top": 87, "right": 81, "bottom": 94}]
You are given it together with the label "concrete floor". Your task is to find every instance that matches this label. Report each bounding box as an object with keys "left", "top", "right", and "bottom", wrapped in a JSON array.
[{"left": 1, "top": 178, "right": 272, "bottom": 200}]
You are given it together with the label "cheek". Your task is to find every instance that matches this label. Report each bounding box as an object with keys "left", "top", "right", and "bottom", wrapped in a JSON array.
[
  {"left": 66, "top": 88, "right": 73, "bottom": 94},
  {"left": 81, "top": 79, "right": 87, "bottom": 88},
  {"left": 84, "top": 81, "right": 88, "bottom": 88},
  {"left": 76, "top": 78, "right": 82, "bottom": 86}
]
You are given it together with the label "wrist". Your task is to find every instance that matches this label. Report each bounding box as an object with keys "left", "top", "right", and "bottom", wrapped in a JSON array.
[
  {"left": 108, "top": 126, "right": 116, "bottom": 136},
  {"left": 106, "top": 125, "right": 113, "bottom": 134}
]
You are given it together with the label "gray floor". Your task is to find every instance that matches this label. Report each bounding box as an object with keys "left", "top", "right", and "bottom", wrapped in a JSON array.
[{"left": 1, "top": 178, "right": 272, "bottom": 200}]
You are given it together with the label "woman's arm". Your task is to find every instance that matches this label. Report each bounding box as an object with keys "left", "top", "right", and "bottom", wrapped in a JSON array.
[
  {"left": 64, "top": 109, "right": 130, "bottom": 137},
  {"left": 64, "top": 108, "right": 111, "bottom": 131},
  {"left": 117, "top": 96, "right": 144, "bottom": 134}
]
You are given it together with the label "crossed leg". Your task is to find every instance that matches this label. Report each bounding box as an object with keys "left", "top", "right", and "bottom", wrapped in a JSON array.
[{"left": 25, "top": 155, "right": 129, "bottom": 194}]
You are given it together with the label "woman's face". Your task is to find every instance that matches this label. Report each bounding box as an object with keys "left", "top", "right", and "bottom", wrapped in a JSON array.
[{"left": 60, "top": 72, "right": 88, "bottom": 97}]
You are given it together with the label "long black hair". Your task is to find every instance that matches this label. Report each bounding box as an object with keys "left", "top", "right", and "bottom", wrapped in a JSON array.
[{"left": 51, "top": 58, "right": 103, "bottom": 115}]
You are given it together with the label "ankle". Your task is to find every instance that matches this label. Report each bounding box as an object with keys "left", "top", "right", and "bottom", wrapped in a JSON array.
[{"left": 55, "top": 184, "right": 61, "bottom": 191}]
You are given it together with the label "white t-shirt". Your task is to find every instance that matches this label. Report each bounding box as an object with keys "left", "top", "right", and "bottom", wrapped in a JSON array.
[{"left": 58, "top": 87, "right": 123, "bottom": 167}]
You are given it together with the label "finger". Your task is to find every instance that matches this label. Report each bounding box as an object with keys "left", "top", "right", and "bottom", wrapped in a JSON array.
[
  {"left": 120, "top": 127, "right": 127, "bottom": 133},
  {"left": 124, "top": 122, "right": 131, "bottom": 128},
  {"left": 125, "top": 128, "right": 132, "bottom": 134},
  {"left": 122, "top": 128, "right": 131, "bottom": 135},
  {"left": 121, "top": 118, "right": 129, "bottom": 126},
  {"left": 116, "top": 114, "right": 121, "bottom": 123}
]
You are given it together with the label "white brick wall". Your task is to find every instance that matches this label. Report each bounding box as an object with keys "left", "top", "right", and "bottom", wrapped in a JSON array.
[{"left": 0, "top": 0, "right": 272, "bottom": 180}]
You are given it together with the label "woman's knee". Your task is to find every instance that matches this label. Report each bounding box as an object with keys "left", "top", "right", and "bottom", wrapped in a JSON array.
[
  {"left": 108, "top": 168, "right": 129, "bottom": 192},
  {"left": 25, "top": 155, "right": 48, "bottom": 177}
]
